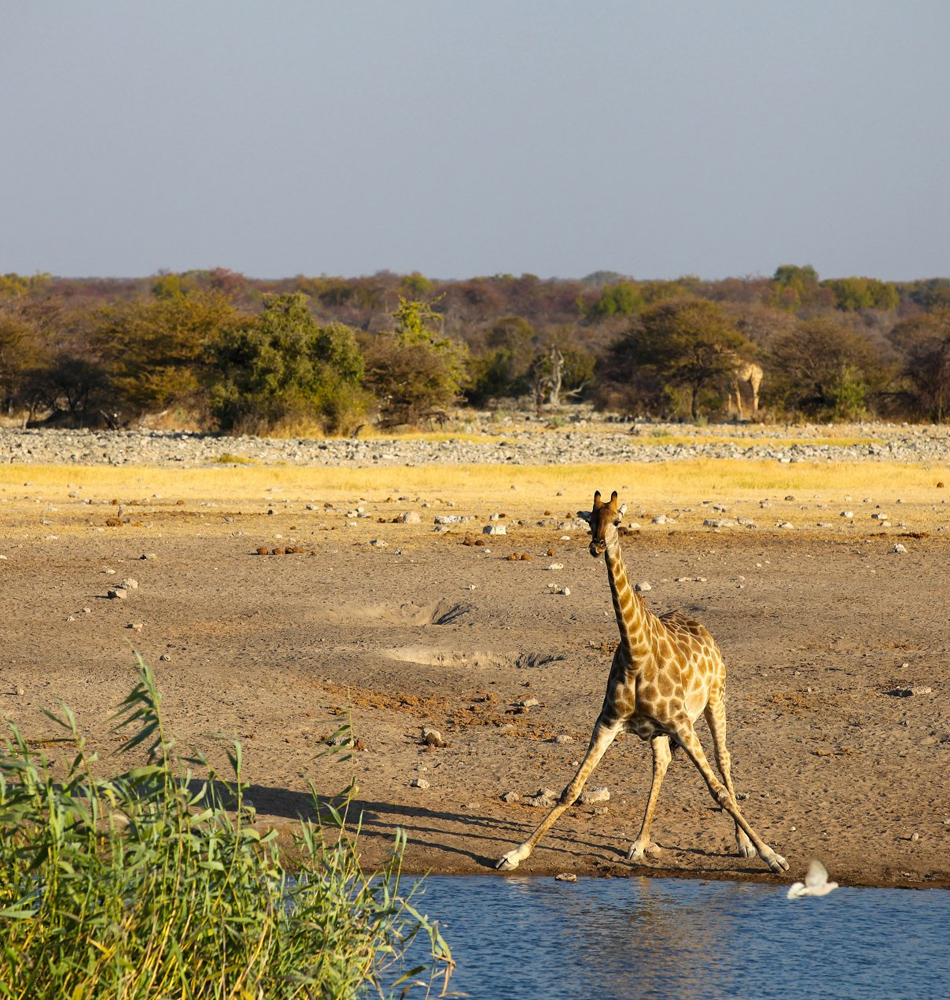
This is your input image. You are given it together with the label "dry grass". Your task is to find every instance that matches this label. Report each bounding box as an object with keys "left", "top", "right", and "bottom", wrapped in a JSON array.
[{"left": 2, "top": 460, "right": 947, "bottom": 536}]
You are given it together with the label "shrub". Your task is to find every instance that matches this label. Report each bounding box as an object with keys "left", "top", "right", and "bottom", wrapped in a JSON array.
[{"left": 0, "top": 660, "right": 452, "bottom": 999}]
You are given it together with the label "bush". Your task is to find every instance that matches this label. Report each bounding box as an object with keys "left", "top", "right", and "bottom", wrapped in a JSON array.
[
  {"left": 0, "top": 660, "right": 452, "bottom": 999},
  {"left": 208, "top": 294, "right": 372, "bottom": 436}
]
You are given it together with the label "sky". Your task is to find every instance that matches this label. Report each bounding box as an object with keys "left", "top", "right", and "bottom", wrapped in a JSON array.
[{"left": 2, "top": 1, "right": 949, "bottom": 282}]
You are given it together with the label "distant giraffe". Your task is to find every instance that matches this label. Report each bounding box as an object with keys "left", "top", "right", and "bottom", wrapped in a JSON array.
[
  {"left": 732, "top": 358, "right": 763, "bottom": 418},
  {"left": 496, "top": 490, "right": 788, "bottom": 875}
]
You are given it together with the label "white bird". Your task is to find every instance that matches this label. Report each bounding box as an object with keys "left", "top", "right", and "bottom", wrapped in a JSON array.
[{"left": 787, "top": 858, "right": 839, "bottom": 899}]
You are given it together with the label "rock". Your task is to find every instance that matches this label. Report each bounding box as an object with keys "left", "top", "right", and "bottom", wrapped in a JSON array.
[
  {"left": 703, "top": 518, "right": 736, "bottom": 528},
  {"left": 159, "top": 653, "right": 171, "bottom": 661},
  {"left": 553, "top": 734, "right": 574, "bottom": 744},
  {"left": 525, "top": 788, "right": 558, "bottom": 808},
  {"left": 421, "top": 727, "right": 446, "bottom": 747},
  {"left": 555, "top": 872, "right": 578, "bottom": 882},
  {"left": 411, "top": 777, "right": 430, "bottom": 789},
  {"left": 893, "top": 543, "right": 908, "bottom": 553},
  {"left": 107, "top": 588, "right": 128, "bottom": 600},
  {"left": 635, "top": 581, "right": 652, "bottom": 592},
  {"left": 518, "top": 696, "right": 540, "bottom": 709},
  {"left": 500, "top": 790, "right": 520, "bottom": 804},
  {"left": 579, "top": 786, "right": 610, "bottom": 805},
  {"left": 483, "top": 524, "right": 507, "bottom": 535},
  {"left": 400, "top": 511, "right": 421, "bottom": 523},
  {"left": 120, "top": 578, "right": 139, "bottom": 589},
  {"left": 547, "top": 563, "right": 564, "bottom": 570},
  {"left": 841, "top": 511, "right": 854, "bottom": 519},
  {"left": 140, "top": 553, "right": 157, "bottom": 560},
  {"left": 369, "top": 538, "right": 388, "bottom": 547}
]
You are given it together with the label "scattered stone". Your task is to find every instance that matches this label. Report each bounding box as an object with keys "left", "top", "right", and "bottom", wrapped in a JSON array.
[
  {"left": 652, "top": 514, "right": 670, "bottom": 524},
  {"left": 884, "top": 686, "right": 932, "bottom": 697},
  {"left": 159, "top": 653, "right": 171, "bottom": 661},
  {"left": 518, "top": 696, "right": 540, "bottom": 709},
  {"left": 525, "top": 788, "right": 558, "bottom": 808},
  {"left": 483, "top": 524, "right": 507, "bottom": 535},
  {"left": 500, "top": 790, "right": 521, "bottom": 804},
  {"left": 555, "top": 872, "right": 578, "bottom": 882},
  {"left": 777, "top": 521, "right": 794, "bottom": 529},
  {"left": 553, "top": 734, "right": 574, "bottom": 744},
  {"left": 871, "top": 512, "right": 889, "bottom": 520},
  {"left": 703, "top": 518, "right": 736, "bottom": 528},
  {"left": 411, "top": 777, "right": 430, "bottom": 789},
  {"left": 547, "top": 563, "right": 564, "bottom": 570},
  {"left": 107, "top": 588, "right": 128, "bottom": 600},
  {"left": 579, "top": 786, "right": 610, "bottom": 805},
  {"left": 120, "top": 578, "right": 138, "bottom": 590},
  {"left": 127, "top": 622, "right": 144, "bottom": 630},
  {"left": 369, "top": 538, "right": 388, "bottom": 547},
  {"left": 841, "top": 511, "right": 854, "bottom": 519},
  {"left": 140, "top": 552, "right": 157, "bottom": 560},
  {"left": 421, "top": 727, "right": 446, "bottom": 747},
  {"left": 635, "top": 581, "right": 652, "bottom": 592},
  {"left": 893, "top": 543, "right": 908, "bottom": 554},
  {"left": 400, "top": 510, "right": 421, "bottom": 523}
]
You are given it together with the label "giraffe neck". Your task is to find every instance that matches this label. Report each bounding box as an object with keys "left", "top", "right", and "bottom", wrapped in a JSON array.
[{"left": 603, "top": 536, "right": 653, "bottom": 654}]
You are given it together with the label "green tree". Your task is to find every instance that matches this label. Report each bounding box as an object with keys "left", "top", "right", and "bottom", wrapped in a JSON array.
[
  {"left": 770, "top": 264, "right": 823, "bottom": 311},
  {"left": 208, "top": 293, "right": 370, "bottom": 435},
  {"left": 466, "top": 315, "right": 536, "bottom": 404},
  {"left": 93, "top": 291, "right": 242, "bottom": 418},
  {"left": 363, "top": 298, "right": 469, "bottom": 426},
  {"left": 581, "top": 280, "right": 644, "bottom": 320},
  {"left": 605, "top": 300, "right": 751, "bottom": 419},
  {"left": 823, "top": 277, "right": 899, "bottom": 312},
  {"left": 768, "top": 316, "right": 888, "bottom": 420},
  {"left": 888, "top": 310, "right": 950, "bottom": 421}
]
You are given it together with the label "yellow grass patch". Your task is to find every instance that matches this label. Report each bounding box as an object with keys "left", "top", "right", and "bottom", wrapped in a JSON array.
[{"left": 2, "top": 459, "right": 947, "bottom": 513}]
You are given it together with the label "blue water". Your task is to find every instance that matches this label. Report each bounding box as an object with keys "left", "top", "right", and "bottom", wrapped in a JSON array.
[{"left": 407, "top": 875, "right": 950, "bottom": 1000}]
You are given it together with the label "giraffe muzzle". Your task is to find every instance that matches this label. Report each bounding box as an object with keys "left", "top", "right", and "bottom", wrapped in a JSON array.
[{"left": 589, "top": 539, "right": 606, "bottom": 557}]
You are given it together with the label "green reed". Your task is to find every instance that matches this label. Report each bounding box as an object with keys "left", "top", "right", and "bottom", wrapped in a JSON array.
[{"left": 0, "top": 658, "right": 452, "bottom": 999}]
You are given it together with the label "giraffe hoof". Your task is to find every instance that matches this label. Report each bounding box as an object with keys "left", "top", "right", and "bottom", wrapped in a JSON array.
[
  {"left": 627, "top": 842, "right": 660, "bottom": 862},
  {"left": 738, "top": 842, "right": 757, "bottom": 859},
  {"left": 767, "top": 852, "right": 789, "bottom": 873},
  {"left": 496, "top": 852, "right": 521, "bottom": 871}
]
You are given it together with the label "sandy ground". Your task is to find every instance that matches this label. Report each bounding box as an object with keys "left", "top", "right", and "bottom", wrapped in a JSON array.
[{"left": 2, "top": 459, "right": 949, "bottom": 891}]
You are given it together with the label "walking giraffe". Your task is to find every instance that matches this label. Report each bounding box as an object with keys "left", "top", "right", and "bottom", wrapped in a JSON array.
[{"left": 496, "top": 490, "right": 787, "bottom": 874}]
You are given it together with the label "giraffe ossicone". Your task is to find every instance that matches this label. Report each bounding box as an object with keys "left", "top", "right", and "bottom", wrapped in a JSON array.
[{"left": 495, "top": 489, "right": 788, "bottom": 875}]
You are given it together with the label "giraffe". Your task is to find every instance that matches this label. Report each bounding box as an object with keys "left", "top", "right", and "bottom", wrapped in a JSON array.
[
  {"left": 496, "top": 490, "right": 788, "bottom": 874},
  {"left": 732, "top": 359, "right": 763, "bottom": 418}
]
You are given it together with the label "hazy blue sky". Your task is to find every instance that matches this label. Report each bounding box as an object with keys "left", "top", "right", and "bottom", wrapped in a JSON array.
[{"left": 2, "top": 1, "right": 948, "bottom": 281}]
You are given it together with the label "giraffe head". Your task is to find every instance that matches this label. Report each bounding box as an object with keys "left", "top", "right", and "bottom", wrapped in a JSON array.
[{"left": 578, "top": 490, "right": 627, "bottom": 557}]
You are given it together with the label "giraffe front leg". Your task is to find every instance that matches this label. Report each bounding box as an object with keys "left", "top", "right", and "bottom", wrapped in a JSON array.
[
  {"left": 496, "top": 719, "right": 620, "bottom": 871},
  {"left": 627, "top": 734, "right": 671, "bottom": 862}
]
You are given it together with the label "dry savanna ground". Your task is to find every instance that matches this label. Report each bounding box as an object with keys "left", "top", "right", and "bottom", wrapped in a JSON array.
[{"left": 2, "top": 453, "right": 949, "bottom": 890}]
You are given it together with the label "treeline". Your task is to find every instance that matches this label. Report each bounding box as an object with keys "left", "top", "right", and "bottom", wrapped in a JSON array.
[{"left": 1, "top": 265, "right": 949, "bottom": 432}]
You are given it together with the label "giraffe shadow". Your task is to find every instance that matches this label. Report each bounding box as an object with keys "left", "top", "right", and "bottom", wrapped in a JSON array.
[{"left": 195, "top": 779, "right": 510, "bottom": 869}]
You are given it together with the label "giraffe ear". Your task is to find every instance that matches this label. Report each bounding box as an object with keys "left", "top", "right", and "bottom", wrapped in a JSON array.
[
  {"left": 619, "top": 503, "right": 627, "bottom": 518},
  {"left": 576, "top": 510, "right": 592, "bottom": 523}
]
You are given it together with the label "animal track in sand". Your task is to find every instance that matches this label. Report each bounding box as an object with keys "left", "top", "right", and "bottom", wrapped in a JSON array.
[{"left": 385, "top": 646, "right": 565, "bottom": 669}]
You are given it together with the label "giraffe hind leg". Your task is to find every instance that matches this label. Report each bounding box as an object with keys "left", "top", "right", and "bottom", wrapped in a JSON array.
[
  {"left": 704, "top": 699, "right": 755, "bottom": 858},
  {"left": 673, "top": 718, "right": 788, "bottom": 873},
  {"left": 496, "top": 719, "right": 620, "bottom": 871}
]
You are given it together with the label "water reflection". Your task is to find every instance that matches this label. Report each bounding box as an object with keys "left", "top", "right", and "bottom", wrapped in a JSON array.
[{"left": 409, "top": 876, "right": 950, "bottom": 1000}]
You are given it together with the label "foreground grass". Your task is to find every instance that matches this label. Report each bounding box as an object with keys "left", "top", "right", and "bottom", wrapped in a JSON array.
[{"left": 0, "top": 660, "right": 452, "bottom": 1000}]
